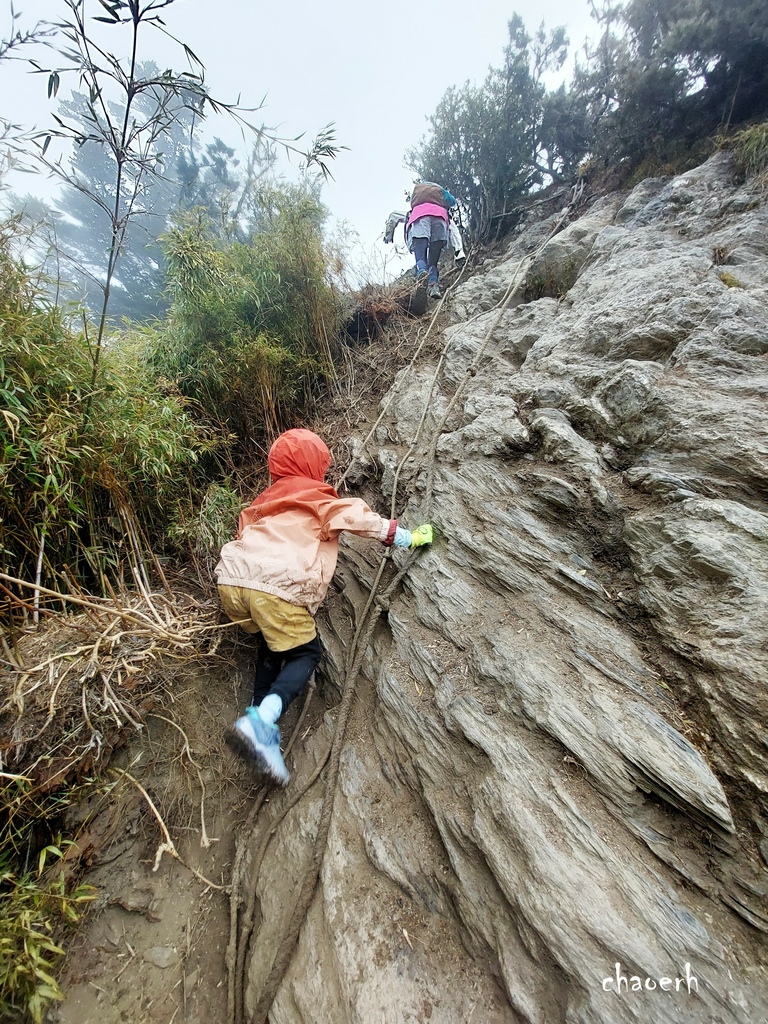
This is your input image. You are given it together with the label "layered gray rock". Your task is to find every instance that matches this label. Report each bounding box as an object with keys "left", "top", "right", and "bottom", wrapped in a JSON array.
[{"left": 247, "top": 153, "right": 768, "bottom": 1023}]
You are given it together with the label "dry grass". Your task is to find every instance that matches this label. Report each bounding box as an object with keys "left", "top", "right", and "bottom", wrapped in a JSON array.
[
  {"left": 0, "top": 575, "right": 237, "bottom": 838},
  {"left": 720, "top": 122, "right": 768, "bottom": 191},
  {"left": 319, "top": 278, "right": 460, "bottom": 487},
  {"left": 0, "top": 573, "right": 248, "bottom": 1020}
]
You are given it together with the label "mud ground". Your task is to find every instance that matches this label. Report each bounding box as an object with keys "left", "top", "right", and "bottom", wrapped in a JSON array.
[{"left": 47, "top": 648, "right": 331, "bottom": 1024}]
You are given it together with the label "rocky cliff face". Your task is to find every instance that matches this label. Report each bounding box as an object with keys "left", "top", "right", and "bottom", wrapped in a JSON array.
[{"left": 247, "top": 154, "right": 768, "bottom": 1023}]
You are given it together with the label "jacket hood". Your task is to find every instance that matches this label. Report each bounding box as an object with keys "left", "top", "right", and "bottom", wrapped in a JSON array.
[{"left": 268, "top": 429, "right": 331, "bottom": 483}]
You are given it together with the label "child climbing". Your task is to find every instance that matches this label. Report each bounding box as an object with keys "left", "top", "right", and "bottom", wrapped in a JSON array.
[{"left": 215, "top": 428, "right": 433, "bottom": 786}]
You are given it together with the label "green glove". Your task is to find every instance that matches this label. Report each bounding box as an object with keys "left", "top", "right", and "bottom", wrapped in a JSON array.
[{"left": 410, "top": 524, "right": 433, "bottom": 548}]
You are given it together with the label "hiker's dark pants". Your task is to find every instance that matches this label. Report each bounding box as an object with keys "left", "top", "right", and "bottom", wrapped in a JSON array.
[
  {"left": 252, "top": 634, "right": 322, "bottom": 711},
  {"left": 412, "top": 237, "right": 446, "bottom": 284}
]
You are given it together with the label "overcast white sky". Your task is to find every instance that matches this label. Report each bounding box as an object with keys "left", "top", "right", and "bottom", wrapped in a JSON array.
[{"left": 3, "top": 0, "right": 598, "bottom": 281}]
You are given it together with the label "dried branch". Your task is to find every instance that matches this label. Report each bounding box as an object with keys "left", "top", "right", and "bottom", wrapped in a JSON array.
[{"left": 111, "top": 768, "right": 226, "bottom": 891}]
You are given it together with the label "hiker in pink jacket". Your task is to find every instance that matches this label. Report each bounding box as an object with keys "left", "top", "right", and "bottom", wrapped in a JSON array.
[
  {"left": 406, "top": 181, "right": 457, "bottom": 299},
  {"left": 216, "top": 428, "right": 433, "bottom": 785}
]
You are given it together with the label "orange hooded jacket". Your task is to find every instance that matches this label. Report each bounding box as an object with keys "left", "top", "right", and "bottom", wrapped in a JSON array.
[{"left": 215, "top": 429, "right": 397, "bottom": 614}]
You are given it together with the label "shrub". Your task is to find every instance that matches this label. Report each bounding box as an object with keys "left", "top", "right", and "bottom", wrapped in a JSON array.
[
  {"left": 147, "top": 181, "right": 341, "bottom": 462},
  {"left": 0, "top": 216, "right": 208, "bottom": 603},
  {"left": 0, "top": 841, "right": 94, "bottom": 1023},
  {"left": 726, "top": 122, "right": 768, "bottom": 185}
]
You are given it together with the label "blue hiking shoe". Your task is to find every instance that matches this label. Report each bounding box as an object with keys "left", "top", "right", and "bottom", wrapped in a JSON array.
[{"left": 225, "top": 707, "right": 289, "bottom": 786}]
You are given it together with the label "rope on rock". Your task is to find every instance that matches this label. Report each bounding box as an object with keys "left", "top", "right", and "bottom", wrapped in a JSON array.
[
  {"left": 389, "top": 201, "right": 576, "bottom": 518},
  {"left": 229, "top": 257, "right": 476, "bottom": 1024},
  {"left": 246, "top": 558, "right": 414, "bottom": 1024},
  {"left": 230, "top": 187, "right": 583, "bottom": 1023},
  {"left": 229, "top": 548, "right": 402, "bottom": 1024},
  {"left": 338, "top": 255, "right": 473, "bottom": 492},
  {"left": 226, "top": 680, "right": 315, "bottom": 1024}
]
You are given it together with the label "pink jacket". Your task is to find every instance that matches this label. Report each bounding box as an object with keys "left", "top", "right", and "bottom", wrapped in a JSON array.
[
  {"left": 215, "top": 430, "right": 396, "bottom": 614},
  {"left": 407, "top": 202, "right": 449, "bottom": 229}
]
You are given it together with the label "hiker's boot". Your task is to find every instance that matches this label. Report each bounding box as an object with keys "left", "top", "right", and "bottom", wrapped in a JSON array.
[
  {"left": 427, "top": 265, "right": 441, "bottom": 299},
  {"left": 225, "top": 707, "right": 289, "bottom": 786},
  {"left": 411, "top": 265, "right": 429, "bottom": 315}
]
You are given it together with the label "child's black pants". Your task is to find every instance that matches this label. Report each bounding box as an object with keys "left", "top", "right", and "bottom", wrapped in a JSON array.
[{"left": 252, "top": 634, "right": 322, "bottom": 710}]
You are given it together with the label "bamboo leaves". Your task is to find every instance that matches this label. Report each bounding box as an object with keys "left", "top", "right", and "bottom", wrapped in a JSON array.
[
  {"left": 0, "top": 842, "right": 95, "bottom": 1023},
  {"left": 0, "top": 221, "right": 203, "bottom": 599}
]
